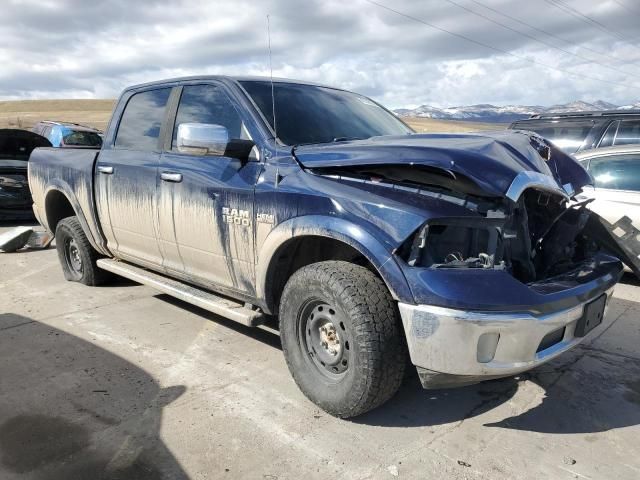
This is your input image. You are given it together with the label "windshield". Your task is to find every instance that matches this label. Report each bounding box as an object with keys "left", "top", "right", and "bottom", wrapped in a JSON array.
[{"left": 239, "top": 80, "right": 413, "bottom": 145}]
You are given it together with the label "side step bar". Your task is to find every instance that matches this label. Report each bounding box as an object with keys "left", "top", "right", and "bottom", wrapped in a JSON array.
[{"left": 96, "top": 258, "right": 264, "bottom": 327}]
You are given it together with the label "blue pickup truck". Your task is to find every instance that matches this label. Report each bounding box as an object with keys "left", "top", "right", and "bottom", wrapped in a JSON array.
[{"left": 28, "top": 76, "right": 636, "bottom": 417}]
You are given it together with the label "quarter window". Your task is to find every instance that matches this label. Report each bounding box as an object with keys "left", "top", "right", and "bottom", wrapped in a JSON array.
[
  {"left": 172, "top": 84, "right": 246, "bottom": 150},
  {"left": 589, "top": 154, "right": 640, "bottom": 191},
  {"left": 115, "top": 88, "right": 171, "bottom": 151}
]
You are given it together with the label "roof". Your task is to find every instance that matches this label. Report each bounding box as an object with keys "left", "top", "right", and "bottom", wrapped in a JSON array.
[
  {"left": 520, "top": 110, "right": 640, "bottom": 121},
  {"left": 124, "top": 75, "right": 337, "bottom": 92},
  {"left": 574, "top": 144, "right": 640, "bottom": 159},
  {"left": 34, "top": 120, "right": 100, "bottom": 132}
]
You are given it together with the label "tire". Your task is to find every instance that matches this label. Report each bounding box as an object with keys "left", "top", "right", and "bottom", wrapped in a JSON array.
[
  {"left": 55, "top": 216, "right": 109, "bottom": 286},
  {"left": 279, "top": 261, "right": 407, "bottom": 418}
]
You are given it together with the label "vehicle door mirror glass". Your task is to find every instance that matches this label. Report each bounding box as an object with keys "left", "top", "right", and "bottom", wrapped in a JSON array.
[{"left": 176, "top": 123, "right": 230, "bottom": 156}]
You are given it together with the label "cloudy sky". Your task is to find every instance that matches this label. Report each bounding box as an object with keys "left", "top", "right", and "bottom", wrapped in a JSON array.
[{"left": 1, "top": 0, "right": 639, "bottom": 108}]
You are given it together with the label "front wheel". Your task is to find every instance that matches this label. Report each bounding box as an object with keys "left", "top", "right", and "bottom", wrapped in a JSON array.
[{"left": 279, "top": 261, "right": 407, "bottom": 418}]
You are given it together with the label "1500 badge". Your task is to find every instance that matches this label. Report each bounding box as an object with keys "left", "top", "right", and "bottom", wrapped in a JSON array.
[
  {"left": 222, "top": 207, "right": 251, "bottom": 226},
  {"left": 222, "top": 208, "right": 275, "bottom": 227}
]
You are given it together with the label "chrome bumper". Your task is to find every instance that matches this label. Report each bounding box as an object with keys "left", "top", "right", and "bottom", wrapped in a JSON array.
[{"left": 398, "top": 288, "right": 613, "bottom": 387}]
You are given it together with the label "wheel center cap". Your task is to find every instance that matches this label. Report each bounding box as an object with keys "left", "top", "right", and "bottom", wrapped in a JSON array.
[{"left": 319, "top": 322, "right": 340, "bottom": 356}]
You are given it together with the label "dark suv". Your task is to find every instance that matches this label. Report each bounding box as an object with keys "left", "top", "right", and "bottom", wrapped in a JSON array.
[{"left": 509, "top": 110, "right": 640, "bottom": 154}]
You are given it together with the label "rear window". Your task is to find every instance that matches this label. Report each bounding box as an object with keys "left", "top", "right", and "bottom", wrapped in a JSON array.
[
  {"left": 115, "top": 88, "right": 171, "bottom": 151},
  {"left": 589, "top": 154, "right": 640, "bottom": 191},
  {"left": 511, "top": 120, "right": 595, "bottom": 153},
  {"left": 61, "top": 128, "right": 102, "bottom": 147}
]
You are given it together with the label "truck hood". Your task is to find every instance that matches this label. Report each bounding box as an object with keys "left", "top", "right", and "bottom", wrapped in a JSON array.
[{"left": 293, "top": 131, "right": 592, "bottom": 200}]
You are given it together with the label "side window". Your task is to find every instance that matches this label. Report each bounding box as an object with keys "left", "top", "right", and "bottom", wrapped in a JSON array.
[
  {"left": 597, "top": 121, "right": 618, "bottom": 148},
  {"left": 115, "top": 88, "right": 171, "bottom": 151},
  {"left": 590, "top": 154, "right": 640, "bottom": 191},
  {"left": 172, "top": 84, "right": 246, "bottom": 150},
  {"left": 613, "top": 120, "right": 640, "bottom": 146}
]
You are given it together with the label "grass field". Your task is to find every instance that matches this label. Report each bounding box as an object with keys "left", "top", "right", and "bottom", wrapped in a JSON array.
[
  {"left": 0, "top": 99, "right": 506, "bottom": 134},
  {"left": 402, "top": 116, "right": 507, "bottom": 133},
  {"left": 0, "top": 99, "right": 116, "bottom": 131}
]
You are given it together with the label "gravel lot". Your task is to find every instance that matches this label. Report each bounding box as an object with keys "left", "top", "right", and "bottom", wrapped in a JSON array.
[{"left": 1, "top": 222, "right": 639, "bottom": 480}]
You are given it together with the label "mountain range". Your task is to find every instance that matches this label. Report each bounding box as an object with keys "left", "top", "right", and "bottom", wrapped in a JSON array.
[{"left": 394, "top": 100, "right": 640, "bottom": 123}]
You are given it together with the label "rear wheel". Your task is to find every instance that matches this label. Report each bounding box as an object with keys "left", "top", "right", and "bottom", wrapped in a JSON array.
[
  {"left": 279, "top": 261, "right": 407, "bottom": 418},
  {"left": 55, "top": 216, "right": 109, "bottom": 286}
]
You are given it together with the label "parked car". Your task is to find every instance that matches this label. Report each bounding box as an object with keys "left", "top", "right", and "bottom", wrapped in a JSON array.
[
  {"left": 509, "top": 110, "right": 640, "bottom": 154},
  {"left": 0, "top": 129, "right": 51, "bottom": 220},
  {"left": 574, "top": 145, "right": 640, "bottom": 273},
  {"left": 31, "top": 121, "right": 103, "bottom": 148},
  {"left": 28, "top": 76, "right": 638, "bottom": 417}
]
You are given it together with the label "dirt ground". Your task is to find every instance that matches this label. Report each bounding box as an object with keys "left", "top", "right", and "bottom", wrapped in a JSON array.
[{"left": 1, "top": 221, "right": 639, "bottom": 479}]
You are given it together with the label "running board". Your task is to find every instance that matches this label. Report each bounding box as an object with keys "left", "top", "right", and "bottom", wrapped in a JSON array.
[{"left": 96, "top": 258, "right": 264, "bottom": 327}]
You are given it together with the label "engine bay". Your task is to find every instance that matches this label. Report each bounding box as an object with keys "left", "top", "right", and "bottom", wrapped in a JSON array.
[{"left": 401, "top": 187, "right": 623, "bottom": 284}]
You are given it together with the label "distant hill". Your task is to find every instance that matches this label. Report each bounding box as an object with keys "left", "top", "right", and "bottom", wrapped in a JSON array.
[{"left": 394, "top": 100, "right": 640, "bottom": 123}]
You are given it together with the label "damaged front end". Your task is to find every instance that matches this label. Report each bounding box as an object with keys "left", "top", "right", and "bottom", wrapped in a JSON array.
[
  {"left": 399, "top": 186, "right": 630, "bottom": 286},
  {"left": 295, "top": 130, "right": 637, "bottom": 295},
  {"left": 295, "top": 130, "right": 635, "bottom": 387}
]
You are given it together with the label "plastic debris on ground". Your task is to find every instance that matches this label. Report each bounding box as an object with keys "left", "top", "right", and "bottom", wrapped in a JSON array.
[{"left": 0, "top": 226, "right": 53, "bottom": 253}]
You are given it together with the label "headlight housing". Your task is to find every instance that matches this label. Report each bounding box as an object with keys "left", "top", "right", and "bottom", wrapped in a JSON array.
[{"left": 404, "top": 217, "right": 505, "bottom": 269}]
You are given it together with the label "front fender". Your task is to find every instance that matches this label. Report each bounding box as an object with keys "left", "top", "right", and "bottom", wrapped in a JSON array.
[{"left": 256, "top": 215, "right": 414, "bottom": 307}]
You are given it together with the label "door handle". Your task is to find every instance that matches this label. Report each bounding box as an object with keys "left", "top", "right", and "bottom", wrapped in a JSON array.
[
  {"left": 161, "top": 172, "right": 183, "bottom": 183},
  {"left": 98, "top": 165, "right": 114, "bottom": 174}
]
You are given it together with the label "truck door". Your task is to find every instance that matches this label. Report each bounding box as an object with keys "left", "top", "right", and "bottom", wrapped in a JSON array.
[
  {"left": 95, "top": 87, "right": 172, "bottom": 268},
  {"left": 158, "top": 83, "right": 261, "bottom": 293}
]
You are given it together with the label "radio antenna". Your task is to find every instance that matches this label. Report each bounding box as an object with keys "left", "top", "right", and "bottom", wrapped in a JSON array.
[{"left": 266, "top": 14, "right": 279, "bottom": 186}]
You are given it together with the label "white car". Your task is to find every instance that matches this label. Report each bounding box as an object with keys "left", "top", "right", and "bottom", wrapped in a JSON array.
[{"left": 575, "top": 145, "right": 640, "bottom": 273}]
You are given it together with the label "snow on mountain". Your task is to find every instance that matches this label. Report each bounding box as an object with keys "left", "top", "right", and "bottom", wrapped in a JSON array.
[
  {"left": 394, "top": 100, "right": 639, "bottom": 123},
  {"left": 618, "top": 102, "right": 640, "bottom": 110}
]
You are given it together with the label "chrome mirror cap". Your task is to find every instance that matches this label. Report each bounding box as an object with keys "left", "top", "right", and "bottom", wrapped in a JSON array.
[{"left": 176, "top": 123, "right": 229, "bottom": 156}]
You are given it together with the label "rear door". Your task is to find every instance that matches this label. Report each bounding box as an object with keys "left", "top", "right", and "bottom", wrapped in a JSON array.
[
  {"left": 158, "top": 83, "right": 261, "bottom": 293},
  {"left": 95, "top": 87, "right": 172, "bottom": 268}
]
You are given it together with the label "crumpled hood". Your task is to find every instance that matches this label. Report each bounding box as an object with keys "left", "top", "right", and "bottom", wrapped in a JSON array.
[{"left": 293, "top": 130, "right": 592, "bottom": 199}]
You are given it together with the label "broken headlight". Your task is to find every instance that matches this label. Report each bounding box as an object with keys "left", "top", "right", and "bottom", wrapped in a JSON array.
[{"left": 406, "top": 218, "right": 505, "bottom": 269}]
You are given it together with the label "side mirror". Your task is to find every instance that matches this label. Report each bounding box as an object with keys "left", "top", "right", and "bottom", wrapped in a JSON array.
[
  {"left": 176, "top": 123, "right": 229, "bottom": 156},
  {"left": 176, "top": 123, "right": 256, "bottom": 162}
]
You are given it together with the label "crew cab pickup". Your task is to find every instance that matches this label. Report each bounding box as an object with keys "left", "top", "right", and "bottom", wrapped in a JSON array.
[{"left": 28, "top": 76, "right": 638, "bottom": 418}]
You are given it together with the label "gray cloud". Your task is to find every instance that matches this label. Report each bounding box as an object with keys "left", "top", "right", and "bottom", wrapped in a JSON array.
[{"left": 1, "top": 0, "right": 639, "bottom": 107}]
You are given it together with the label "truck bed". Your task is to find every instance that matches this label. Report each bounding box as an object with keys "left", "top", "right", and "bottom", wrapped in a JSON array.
[{"left": 28, "top": 147, "right": 106, "bottom": 253}]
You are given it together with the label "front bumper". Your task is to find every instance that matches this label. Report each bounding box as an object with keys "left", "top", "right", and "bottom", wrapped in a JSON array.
[{"left": 398, "top": 287, "right": 614, "bottom": 389}]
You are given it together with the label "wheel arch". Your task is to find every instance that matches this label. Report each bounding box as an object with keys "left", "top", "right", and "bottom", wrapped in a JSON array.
[
  {"left": 256, "top": 215, "right": 413, "bottom": 315},
  {"left": 43, "top": 182, "right": 108, "bottom": 255}
]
